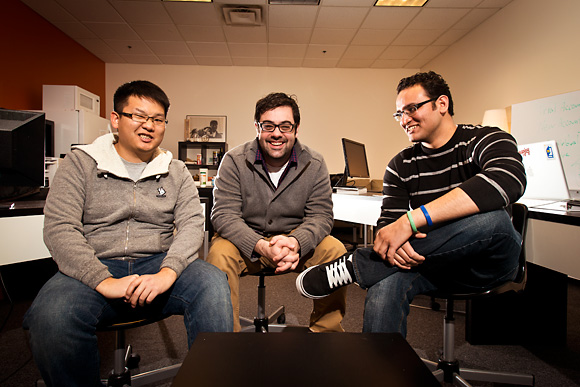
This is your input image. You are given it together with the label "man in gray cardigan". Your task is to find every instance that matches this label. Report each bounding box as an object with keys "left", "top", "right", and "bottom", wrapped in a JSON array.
[
  {"left": 207, "top": 92, "right": 347, "bottom": 332},
  {"left": 24, "top": 81, "right": 232, "bottom": 386}
]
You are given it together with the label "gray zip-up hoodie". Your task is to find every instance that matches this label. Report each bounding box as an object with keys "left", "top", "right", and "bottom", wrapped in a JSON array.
[{"left": 43, "top": 133, "right": 204, "bottom": 289}]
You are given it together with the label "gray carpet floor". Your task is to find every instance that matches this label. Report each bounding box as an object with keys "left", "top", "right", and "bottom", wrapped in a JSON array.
[{"left": 1, "top": 260, "right": 580, "bottom": 386}]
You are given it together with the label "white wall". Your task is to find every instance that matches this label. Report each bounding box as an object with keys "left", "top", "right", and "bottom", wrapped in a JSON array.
[
  {"left": 425, "top": 0, "right": 580, "bottom": 132},
  {"left": 106, "top": 65, "right": 414, "bottom": 179}
]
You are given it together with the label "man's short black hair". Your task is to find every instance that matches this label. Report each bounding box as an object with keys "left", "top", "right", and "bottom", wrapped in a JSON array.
[
  {"left": 396, "top": 71, "right": 454, "bottom": 116},
  {"left": 114, "top": 80, "right": 170, "bottom": 116},
  {"left": 254, "top": 92, "right": 300, "bottom": 125}
]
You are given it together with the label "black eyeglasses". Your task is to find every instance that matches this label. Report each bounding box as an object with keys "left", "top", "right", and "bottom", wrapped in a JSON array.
[
  {"left": 257, "top": 121, "right": 296, "bottom": 133},
  {"left": 393, "top": 98, "right": 437, "bottom": 122},
  {"left": 118, "top": 112, "right": 168, "bottom": 127}
]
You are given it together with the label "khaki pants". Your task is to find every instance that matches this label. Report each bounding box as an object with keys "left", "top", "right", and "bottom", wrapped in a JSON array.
[{"left": 206, "top": 234, "right": 348, "bottom": 332}]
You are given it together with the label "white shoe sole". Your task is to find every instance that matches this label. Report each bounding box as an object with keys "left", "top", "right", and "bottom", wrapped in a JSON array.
[{"left": 295, "top": 265, "right": 329, "bottom": 300}]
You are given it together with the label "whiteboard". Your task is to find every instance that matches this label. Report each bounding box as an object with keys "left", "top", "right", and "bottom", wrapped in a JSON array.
[{"left": 511, "top": 90, "right": 580, "bottom": 191}]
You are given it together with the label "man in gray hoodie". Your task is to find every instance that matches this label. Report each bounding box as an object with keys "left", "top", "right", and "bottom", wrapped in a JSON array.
[
  {"left": 24, "top": 80, "right": 233, "bottom": 386},
  {"left": 207, "top": 92, "right": 347, "bottom": 332}
]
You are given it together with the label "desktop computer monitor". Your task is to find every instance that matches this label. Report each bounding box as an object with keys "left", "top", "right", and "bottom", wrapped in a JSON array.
[
  {"left": 342, "top": 138, "right": 370, "bottom": 180},
  {"left": 0, "top": 108, "right": 45, "bottom": 201}
]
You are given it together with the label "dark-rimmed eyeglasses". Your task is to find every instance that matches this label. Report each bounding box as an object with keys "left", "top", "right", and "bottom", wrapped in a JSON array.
[
  {"left": 257, "top": 121, "right": 296, "bottom": 133},
  {"left": 393, "top": 98, "right": 437, "bottom": 122},
  {"left": 118, "top": 112, "right": 168, "bottom": 127}
]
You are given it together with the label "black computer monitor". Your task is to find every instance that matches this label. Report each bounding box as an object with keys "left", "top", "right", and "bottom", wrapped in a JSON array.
[
  {"left": 342, "top": 138, "right": 370, "bottom": 180},
  {"left": 0, "top": 108, "right": 45, "bottom": 201}
]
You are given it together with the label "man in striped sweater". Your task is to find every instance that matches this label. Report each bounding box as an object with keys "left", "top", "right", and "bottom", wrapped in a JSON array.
[{"left": 297, "top": 71, "right": 527, "bottom": 336}]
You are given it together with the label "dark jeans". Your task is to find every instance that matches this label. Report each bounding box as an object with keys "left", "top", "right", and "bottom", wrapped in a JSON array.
[
  {"left": 23, "top": 254, "right": 233, "bottom": 387},
  {"left": 352, "top": 210, "right": 521, "bottom": 337}
]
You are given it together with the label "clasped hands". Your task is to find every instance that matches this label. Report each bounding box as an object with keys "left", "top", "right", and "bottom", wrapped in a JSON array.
[
  {"left": 255, "top": 235, "right": 300, "bottom": 274},
  {"left": 373, "top": 214, "right": 427, "bottom": 270},
  {"left": 95, "top": 267, "right": 177, "bottom": 308}
]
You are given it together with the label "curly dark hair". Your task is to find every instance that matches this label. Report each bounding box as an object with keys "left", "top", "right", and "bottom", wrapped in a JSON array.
[
  {"left": 254, "top": 92, "right": 300, "bottom": 125},
  {"left": 114, "top": 80, "right": 170, "bottom": 116},
  {"left": 396, "top": 71, "right": 454, "bottom": 116}
]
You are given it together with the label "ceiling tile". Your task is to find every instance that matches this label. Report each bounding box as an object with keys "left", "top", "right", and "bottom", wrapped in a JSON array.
[
  {"left": 105, "top": 39, "right": 154, "bottom": 55},
  {"left": 76, "top": 38, "right": 118, "bottom": 55},
  {"left": 434, "top": 29, "right": 468, "bottom": 45},
  {"left": 53, "top": 22, "right": 99, "bottom": 40},
  {"left": 351, "top": 29, "right": 398, "bottom": 46},
  {"left": 195, "top": 57, "right": 233, "bottom": 66},
  {"left": 268, "top": 44, "right": 308, "bottom": 58},
  {"left": 163, "top": 2, "right": 222, "bottom": 26},
  {"left": 231, "top": 57, "right": 268, "bottom": 66},
  {"left": 342, "top": 45, "right": 384, "bottom": 60},
  {"left": 222, "top": 26, "right": 267, "bottom": 43},
  {"left": 371, "top": 59, "right": 409, "bottom": 69},
  {"left": 425, "top": 0, "right": 482, "bottom": 7},
  {"left": 452, "top": 8, "right": 499, "bottom": 30},
  {"left": 268, "top": 58, "right": 303, "bottom": 67},
  {"left": 413, "top": 45, "right": 447, "bottom": 60},
  {"left": 305, "top": 44, "right": 347, "bottom": 59},
  {"left": 302, "top": 58, "right": 340, "bottom": 68},
  {"left": 379, "top": 45, "right": 424, "bottom": 60},
  {"left": 315, "top": 7, "right": 369, "bottom": 29},
  {"left": 391, "top": 29, "right": 442, "bottom": 46},
  {"left": 55, "top": 0, "right": 124, "bottom": 23},
  {"left": 177, "top": 25, "right": 226, "bottom": 42},
  {"left": 132, "top": 24, "right": 183, "bottom": 41},
  {"left": 119, "top": 54, "right": 162, "bottom": 64},
  {"left": 310, "top": 28, "right": 357, "bottom": 45},
  {"left": 159, "top": 56, "right": 199, "bottom": 65},
  {"left": 337, "top": 58, "right": 375, "bottom": 68},
  {"left": 268, "top": 5, "right": 318, "bottom": 28},
  {"left": 111, "top": 1, "right": 173, "bottom": 24},
  {"left": 187, "top": 42, "right": 230, "bottom": 56},
  {"left": 20, "top": 0, "right": 77, "bottom": 23},
  {"left": 478, "top": 0, "right": 513, "bottom": 8},
  {"left": 407, "top": 8, "right": 470, "bottom": 30},
  {"left": 85, "top": 22, "right": 141, "bottom": 40},
  {"left": 321, "top": 0, "right": 375, "bottom": 5},
  {"left": 269, "top": 28, "right": 312, "bottom": 44},
  {"left": 228, "top": 43, "right": 268, "bottom": 57},
  {"left": 146, "top": 41, "right": 191, "bottom": 56},
  {"left": 93, "top": 52, "right": 125, "bottom": 63}
]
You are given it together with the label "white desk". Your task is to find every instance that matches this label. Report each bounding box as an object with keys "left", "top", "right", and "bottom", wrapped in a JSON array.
[
  {"left": 0, "top": 200, "right": 209, "bottom": 266},
  {"left": 332, "top": 193, "right": 382, "bottom": 246}
]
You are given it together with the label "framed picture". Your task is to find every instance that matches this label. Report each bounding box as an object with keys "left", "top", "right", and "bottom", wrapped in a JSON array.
[{"left": 185, "top": 115, "right": 227, "bottom": 142}]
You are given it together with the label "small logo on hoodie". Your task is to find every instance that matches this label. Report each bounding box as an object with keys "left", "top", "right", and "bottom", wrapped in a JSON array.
[{"left": 156, "top": 187, "right": 167, "bottom": 198}]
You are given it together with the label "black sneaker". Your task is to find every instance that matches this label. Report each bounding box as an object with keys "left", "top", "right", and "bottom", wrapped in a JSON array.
[{"left": 296, "top": 254, "right": 355, "bottom": 299}]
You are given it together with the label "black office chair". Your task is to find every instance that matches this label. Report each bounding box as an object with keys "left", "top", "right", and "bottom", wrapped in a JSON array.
[
  {"left": 98, "top": 316, "right": 181, "bottom": 387},
  {"left": 421, "top": 203, "right": 535, "bottom": 386},
  {"left": 239, "top": 268, "right": 288, "bottom": 333}
]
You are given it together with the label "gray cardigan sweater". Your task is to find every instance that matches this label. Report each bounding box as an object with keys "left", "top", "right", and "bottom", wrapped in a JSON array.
[
  {"left": 43, "top": 133, "right": 204, "bottom": 289},
  {"left": 211, "top": 138, "right": 334, "bottom": 259}
]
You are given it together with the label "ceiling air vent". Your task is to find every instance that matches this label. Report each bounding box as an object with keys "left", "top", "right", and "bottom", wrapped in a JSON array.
[{"left": 223, "top": 6, "right": 263, "bottom": 26}]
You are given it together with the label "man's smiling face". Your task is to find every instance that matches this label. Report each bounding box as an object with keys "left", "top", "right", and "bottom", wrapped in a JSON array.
[{"left": 256, "top": 105, "right": 298, "bottom": 167}]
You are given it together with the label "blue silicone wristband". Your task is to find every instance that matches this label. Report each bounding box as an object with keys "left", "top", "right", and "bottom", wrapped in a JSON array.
[{"left": 420, "top": 205, "right": 433, "bottom": 226}]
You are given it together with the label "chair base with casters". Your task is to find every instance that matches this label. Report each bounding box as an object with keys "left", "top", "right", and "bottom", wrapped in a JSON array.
[
  {"left": 240, "top": 268, "right": 288, "bottom": 332},
  {"left": 421, "top": 298, "right": 535, "bottom": 386},
  {"left": 100, "top": 317, "right": 181, "bottom": 386},
  {"left": 421, "top": 203, "right": 535, "bottom": 387}
]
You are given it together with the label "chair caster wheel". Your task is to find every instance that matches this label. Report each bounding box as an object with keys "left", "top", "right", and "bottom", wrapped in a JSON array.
[
  {"left": 277, "top": 314, "right": 286, "bottom": 324},
  {"left": 127, "top": 353, "right": 140, "bottom": 369}
]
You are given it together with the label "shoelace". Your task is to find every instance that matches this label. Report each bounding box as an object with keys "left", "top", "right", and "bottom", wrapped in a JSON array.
[{"left": 325, "top": 257, "right": 353, "bottom": 289}]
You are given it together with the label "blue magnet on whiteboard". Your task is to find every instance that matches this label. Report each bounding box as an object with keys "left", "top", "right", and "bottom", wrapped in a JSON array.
[{"left": 545, "top": 145, "right": 554, "bottom": 159}]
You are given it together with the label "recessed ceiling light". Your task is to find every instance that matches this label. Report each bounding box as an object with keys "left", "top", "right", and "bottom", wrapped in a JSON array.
[
  {"left": 269, "top": 0, "right": 319, "bottom": 4},
  {"left": 375, "top": 0, "right": 428, "bottom": 6}
]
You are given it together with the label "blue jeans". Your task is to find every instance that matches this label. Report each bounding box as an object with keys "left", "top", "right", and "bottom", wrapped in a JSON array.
[
  {"left": 353, "top": 210, "right": 521, "bottom": 337},
  {"left": 23, "top": 254, "right": 233, "bottom": 387}
]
